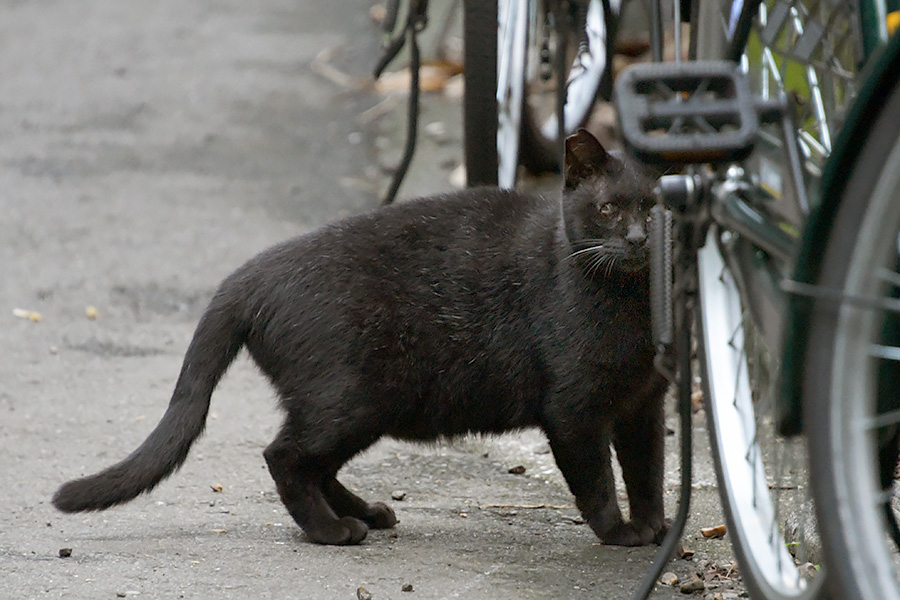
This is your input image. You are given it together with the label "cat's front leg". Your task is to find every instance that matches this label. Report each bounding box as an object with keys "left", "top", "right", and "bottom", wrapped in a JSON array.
[
  {"left": 542, "top": 422, "right": 637, "bottom": 545},
  {"left": 611, "top": 376, "right": 670, "bottom": 545}
]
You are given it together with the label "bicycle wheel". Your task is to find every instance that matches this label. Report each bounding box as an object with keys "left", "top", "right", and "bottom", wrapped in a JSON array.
[
  {"left": 517, "top": 0, "right": 616, "bottom": 176},
  {"left": 463, "top": 0, "right": 615, "bottom": 188},
  {"left": 804, "top": 72, "right": 900, "bottom": 600},
  {"left": 496, "top": 0, "right": 529, "bottom": 188},
  {"left": 690, "top": 0, "right": 861, "bottom": 596}
]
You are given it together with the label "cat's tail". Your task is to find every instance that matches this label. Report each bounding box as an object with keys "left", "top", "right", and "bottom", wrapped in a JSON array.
[{"left": 52, "top": 287, "right": 248, "bottom": 513}]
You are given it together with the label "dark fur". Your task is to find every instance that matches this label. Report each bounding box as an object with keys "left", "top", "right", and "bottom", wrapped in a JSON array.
[{"left": 53, "top": 130, "right": 670, "bottom": 546}]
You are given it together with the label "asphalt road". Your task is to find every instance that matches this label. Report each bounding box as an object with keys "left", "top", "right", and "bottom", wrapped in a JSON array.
[{"left": 0, "top": 1, "right": 743, "bottom": 598}]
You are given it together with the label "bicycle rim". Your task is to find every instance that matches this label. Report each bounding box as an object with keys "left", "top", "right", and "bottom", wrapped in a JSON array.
[
  {"left": 697, "top": 227, "right": 821, "bottom": 600},
  {"left": 805, "top": 77, "right": 900, "bottom": 600},
  {"left": 519, "top": 0, "right": 614, "bottom": 174},
  {"left": 496, "top": 0, "right": 528, "bottom": 188}
]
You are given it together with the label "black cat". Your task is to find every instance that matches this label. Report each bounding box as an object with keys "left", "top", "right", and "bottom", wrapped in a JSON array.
[{"left": 53, "top": 129, "right": 670, "bottom": 546}]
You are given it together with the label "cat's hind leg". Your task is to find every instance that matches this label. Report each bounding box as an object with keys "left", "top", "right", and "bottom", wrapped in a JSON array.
[
  {"left": 263, "top": 431, "right": 369, "bottom": 545},
  {"left": 323, "top": 476, "right": 397, "bottom": 530}
]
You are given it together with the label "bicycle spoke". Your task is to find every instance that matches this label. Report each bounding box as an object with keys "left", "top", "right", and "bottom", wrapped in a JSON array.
[
  {"left": 864, "top": 407, "right": 900, "bottom": 431},
  {"left": 870, "top": 345, "right": 900, "bottom": 362}
]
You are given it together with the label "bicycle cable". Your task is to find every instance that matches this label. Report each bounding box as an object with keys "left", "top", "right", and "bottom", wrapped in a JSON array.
[{"left": 373, "top": 0, "right": 430, "bottom": 205}]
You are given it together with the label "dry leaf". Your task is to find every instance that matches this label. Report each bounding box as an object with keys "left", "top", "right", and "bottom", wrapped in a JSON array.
[
  {"left": 677, "top": 543, "right": 695, "bottom": 559},
  {"left": 13, "top": 308, "right": 42, "bottom": 322},
  {"left": 701, "top": 524, "right": 727, "bottom": 539},
  {"left": 375, "top": 64, "right": 457, "bottom": 94}
]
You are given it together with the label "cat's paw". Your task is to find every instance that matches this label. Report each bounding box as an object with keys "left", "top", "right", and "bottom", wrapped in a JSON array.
[
  {"left": 597, "top": 520, "right": 657, "bottom": 547},
  {"left": 307, "top": 516, "right": 369, "bottom": 545},
  {"left": 652, "top": 518, "right": 672, "bottom": 544},
  {"left": 363, "top": 502, "right": 398, "bottom": 529}
]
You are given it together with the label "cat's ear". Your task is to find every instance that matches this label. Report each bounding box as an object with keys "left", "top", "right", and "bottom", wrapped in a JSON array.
[{"left": 564, "top": 129, "right": 613, "bottom": 189}]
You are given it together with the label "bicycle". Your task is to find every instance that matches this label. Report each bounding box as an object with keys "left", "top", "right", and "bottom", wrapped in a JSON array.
[
  {"left": 797, "top": 23, "right": 900, "bottom": 600},
  {"left": 462, "top": 0, "right": 620, "bottom": 188},
  {"left": 379, "top": 1, "right": 900, "bottom": 597},
  {"left": 609, "top": 1, "right": 899, "bottom": 599}
]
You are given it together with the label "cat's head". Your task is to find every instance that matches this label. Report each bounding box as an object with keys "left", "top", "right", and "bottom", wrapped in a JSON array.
[{"left": 562, "top": 129, "right": 658, "bottom": 277}]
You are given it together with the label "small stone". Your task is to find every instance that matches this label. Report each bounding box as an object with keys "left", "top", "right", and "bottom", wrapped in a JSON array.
[
  {"left": 799, "top": 562, "right": 819, "bottom": 579},
  {"left": 424, "top": 121, "right": 449, "bottom": 144},
  {"left": 677, "top": 543, "right": 695, "bottom": 559},
  {"left": 116, "top": 593, "right": 126, "bottom": 599},
  {"left": 448, "top": 164, "right": 466, "bottom": 189},
  {"left": 357, "top": 586, "right": 373, "bottom": 600},
  {"left": 508, "top": 465, "right": 526, "bottom": 475},
  {"left": 401, "top": 583, "right": 414, "bottom": 592},
  {"left": 680, "top": 577, "right": 706, "bottom": 594},
  {"left": 369, "top": 4, "right": 386, "bottom": 23},
  {"left": 659, "top": 572, "right": 679, "bottom": 586},
  {"left": 210, "top": 483, "right": 223, "bottom": 493},
  {"left": 58, "top": 548, "right": 72, "bottom": 558},
  {"left": 533, "top": 443, "right": 552, "bottom": 455},
  {"left": 391, "top": 490, "right": 407, "bottom": 501}
]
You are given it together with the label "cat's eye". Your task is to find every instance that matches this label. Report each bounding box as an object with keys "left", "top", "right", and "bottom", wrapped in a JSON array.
[{"left": 599, "top": 203, "right": 617, "bottom": 217}]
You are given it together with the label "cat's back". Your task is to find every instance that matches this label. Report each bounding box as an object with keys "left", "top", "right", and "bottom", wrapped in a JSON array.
[
  {"left": 228, "top": 187, "right": 563, "bottom": 380},
  {"left": 248, "top": 187, "right": 561, "bottom": 278},
  {"left": 343, "top": 186, "right": 559, "bottom": 252}
]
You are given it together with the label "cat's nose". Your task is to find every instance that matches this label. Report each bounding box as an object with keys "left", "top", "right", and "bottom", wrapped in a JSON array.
[{"left": 625, "top": 221, "right": 646, "bottom": 245}]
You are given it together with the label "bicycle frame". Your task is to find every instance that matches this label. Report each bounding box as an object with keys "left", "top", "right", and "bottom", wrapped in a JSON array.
[
  {"left": 691, "top": 0, "right": 895, "bottom": 435},
  {"left": 782, "top": 22, "right": 900, "bottom": 433}
]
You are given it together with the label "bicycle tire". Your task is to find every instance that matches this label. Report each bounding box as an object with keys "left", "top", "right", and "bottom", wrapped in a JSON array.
[
  {"left": 692, "top": 1, "right": 826, "bottom": 597},
  {"left": 803, "top": 70, "right": 900, "bottom": 600},
  {"left": 496, "top": 0, "right": 529, "bottom": 188},
  {"left": 463, "top": 0, "right": 499, "bottom": 186}
]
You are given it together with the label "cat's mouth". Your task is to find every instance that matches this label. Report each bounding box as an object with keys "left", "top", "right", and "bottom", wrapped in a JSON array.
[{"left": 569, "top": 242, "right": 649, "bottom": 277}]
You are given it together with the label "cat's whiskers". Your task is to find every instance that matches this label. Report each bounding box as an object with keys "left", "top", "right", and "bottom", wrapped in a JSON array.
[
  {"left": 564, "top": 239, "right": 608, "bottom": 262},
  {"left": 571, "top": 243, "right": 622, "bottom": 279}
]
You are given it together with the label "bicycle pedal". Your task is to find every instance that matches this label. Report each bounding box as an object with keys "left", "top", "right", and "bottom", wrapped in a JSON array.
[{"left": 614, "top": 61, "right": 759, "bottom": 165}]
